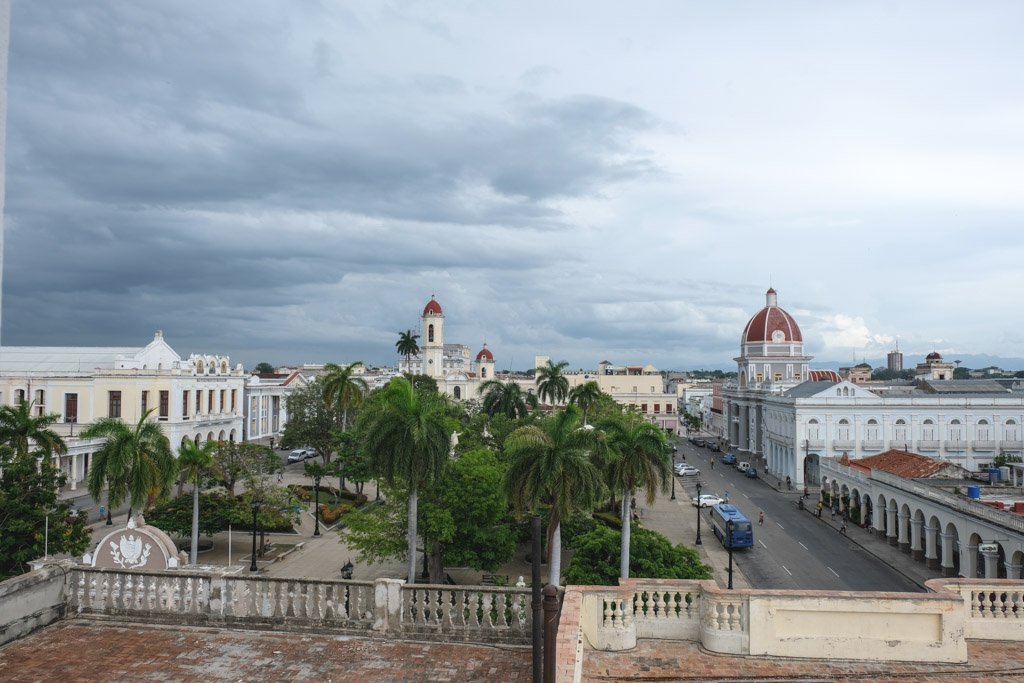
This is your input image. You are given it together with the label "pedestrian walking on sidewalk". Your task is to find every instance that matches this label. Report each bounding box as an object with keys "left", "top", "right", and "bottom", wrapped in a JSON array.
[
  {"left": 816, "top": 501, "right": 823, "bottom": 518},
  {"left": 785, "top": 475, "right": 792, "bottom": 490},
  {"left": 758, "top": 511, "right": 764, "bottom": 526},
  {"left": 830, "top": 505, "right": 835, "bottom": 520},
  {"left": 711, "top": 460, "right": 715, "bottom": 470},
  {"left": 840, "top": 520, "right": 848, "bottom": 535}
]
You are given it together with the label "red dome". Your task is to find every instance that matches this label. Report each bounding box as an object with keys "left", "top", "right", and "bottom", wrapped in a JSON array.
[
  {"left": 423, "top": 296, "right": 443, "bottom": 316},
  {"left": 476, "top": 345, "right": 494, "bottom": 362},
  {"left": 926, "top": 351, "right": 943, "bottom": 361},
  {"left": 742, "top": 288, "right": 802, "bottom": 343},
  {"left": 807, "top": 369, "right": 842, "bottom": 383}
]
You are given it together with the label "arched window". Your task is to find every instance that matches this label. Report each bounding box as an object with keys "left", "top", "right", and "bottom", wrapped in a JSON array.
[
  {"left": 866, "top": 418, "right": 879, "bottom": 441},
  {"left": 15, "top": 388, "right": 25, "bottom": 403},
  {"left": 428, "top": 324, "right": 435, "bottom": 343},
  {"left": 977, "top": 419, "right": 990, "bottom": 441},
  {"left": 837, "top": 418, "right": 851, "bottom": 441},
  {"left": 221, "top": 361, "right": 228, "bottom": 374},
  {"left": 481, "top": 367, "right": 487, "bottom": 378},
  {"left": 453, "top": 386, "right": 461, "bottom": 399},
  {"left": 894, "top": 419, "right": 908, "bottom": 442},
  {"left": 1005, "top": 419, "right": 1020, "bottom": 442},
  {"left": 196, "top": 359, "right": 205, "bottom": 374},
  {"left": 842, "top": 387, "right": 850, "bottom": 397},
  {"left": 807, "top": 418, "right": 820, "bottom": 440},
  {"left": 922, "top": 419, "right": 936, "bottom": 441},
  {"left": 949, "top": 419, "right": 963, "bottom": 442}
]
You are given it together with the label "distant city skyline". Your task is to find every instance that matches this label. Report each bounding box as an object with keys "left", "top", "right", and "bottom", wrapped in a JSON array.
[{"left": 3, "top": 3, "right": 1023, "bottom": 370}]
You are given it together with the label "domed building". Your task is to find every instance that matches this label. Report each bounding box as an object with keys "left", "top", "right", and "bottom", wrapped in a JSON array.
[
  {"left": 736, "top": 288, "right": 812, "bottom": 387},
  {"left": 398, "top": 295, "right": 495, "bottom": 400}
]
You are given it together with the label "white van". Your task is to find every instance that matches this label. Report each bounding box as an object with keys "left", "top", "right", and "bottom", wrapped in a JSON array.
[{"left": 736, "top": 461, "right": 751, "bottom": 473}]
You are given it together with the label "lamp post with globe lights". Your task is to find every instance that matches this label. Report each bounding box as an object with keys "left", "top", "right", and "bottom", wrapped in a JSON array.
[{"left": 695, "top": 481, "right": 703, "bottom": 546}]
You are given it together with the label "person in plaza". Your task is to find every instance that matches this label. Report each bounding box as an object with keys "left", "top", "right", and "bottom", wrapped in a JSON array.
[
  {"left": 816, "top": 501, "right": 823, "bottom": 518},
  {"left": 840, "top": 520, "right": 848, "bottom": 535},
  {"left": 758, "top": 511, "right": 765, "bottom": 526},
  {"left": 786, "top": 475, "right": 792, "bottom": 490}
]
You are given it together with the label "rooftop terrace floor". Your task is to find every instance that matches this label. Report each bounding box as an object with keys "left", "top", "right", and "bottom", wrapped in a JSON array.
[{"left": 0, "top": 620, "right": 531, "bottom": 683}]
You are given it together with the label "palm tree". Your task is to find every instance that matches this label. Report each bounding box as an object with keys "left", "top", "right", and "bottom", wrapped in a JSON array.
[
  {"left": 83, "top": 409, "right": 177, "bottom": 523},
  {"left": 600, "top": 412, "right": 670, "bottom": 578},
  {"left": 322, "top": 361, "right": 368, "bottom": 432},
  {"left": 478, "top": 380, "right": 538, "bottom": 420},
  {"left": 536, "top": 360, "right": 570, "bottom": 408},
  {"left": 395, "top": 330, "right": 421, "bottom": 369},
  {"left": 0, "top": 400, "right": 67, "bottom": 460},
  {"left": 568, "top": 381, "right": 603, "bottom": 426},
  {"left": 504, "top": 405, "right": 604, "bottom": 586},
  {"left": 177, "top": 439, "right": 218, "bottom": 564},
  {"left": 360, "top": 377, "right": 450, "bottom": 583}
]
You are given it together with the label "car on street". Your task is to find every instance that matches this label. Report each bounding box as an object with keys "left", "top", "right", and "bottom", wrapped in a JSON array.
[
  {"left": 693, "top": 439, "right": 705, "bottom": 447},
  {"left": 736, "top": 461, "right": 751, "bottom": 473},
  {"left": 744, "top": 467, "right": 758, "bottom": 478},
  {"left": 692, "top": 494, "right": 726, "bottom": 508},
  {"left": 288, "top": 449, "right": 312, "bottom": 463},
  {"left": 675, "top": 464, "right": 700, "bottom": 476},
  {"left": 708, "top": 442, "right": 721, "bottom": 452},
  {"left": 721, "top": 452, "right": 737, "bottom": 465}
]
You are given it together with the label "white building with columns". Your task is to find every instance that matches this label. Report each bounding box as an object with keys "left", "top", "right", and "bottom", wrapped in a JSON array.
[
  {"left": 722, "top": 289, "right": 1024, "bottom": 488},
  {"left": 397, "top": 296, "right": 496, "bottom": 401},
  {"left": 0, "top": 331, "right": 245, "bottom": 492}
]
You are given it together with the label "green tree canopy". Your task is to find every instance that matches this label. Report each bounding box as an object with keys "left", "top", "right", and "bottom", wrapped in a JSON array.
[
  {"left": 177, "top": 439, "right": 218, "bottom": 564},
  {"left": 0, "top": 400, "right": 67, "bottom": 459},
  {"left": 536, "top": 360, "right": 570, "bottom": 407},
  {"left": 253, "top": 362, "right": 275, "bottom": 374},
  {"left": 479, "top": 379, "right": 537, "bottom": 420},
  {"left": 568, "top": 381, "right": 603, "bottom": 426},
  {"left": 0, "top": 450, "right": 91, "bottom": 579},
  {"left": 83, "top": 410, "right": 177, "bottom": 514},
  {"left": 212, "top": 441, "right": 277, "bottom": 496},
  {"left": 281, "top": 379, "right": 339, "bottom": 463},
  {"left": 322, "top": 361, "right": 368, "bottom": 432},
  {"left": 396, "top": 330, "right": 421, "bottom": 365},
  {"left": 564, "top": 524, "right": 712, "bottom": 586}
]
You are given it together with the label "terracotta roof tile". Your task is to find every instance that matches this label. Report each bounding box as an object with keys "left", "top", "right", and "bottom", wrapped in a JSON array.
[{"left": 850, "top": 449, "right": 950, "bottom": 478}]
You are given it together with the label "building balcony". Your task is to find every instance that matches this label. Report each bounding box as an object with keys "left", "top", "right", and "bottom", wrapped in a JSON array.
[
  {"left": 832, "top": 440, "right": 854, "bottom": 452},
  {"left": 804, "top": 439, "right": 824, "bottom": 451},
  {"left": 944, "top": 442, "right": 966, "bottom": 453},
  {"left": 917, "top": 440, "right": 939, "bottom": 451},
  {"left": 861, "top": 440, "right": 884, "bottom": 452},
  {"left": 971, "top": 440, "right": 996, "bottom": 452},
  {"left": 1001, "top": 440, "right": 1024, "bottom": 452},
  {"left": 889, "top": 440, "right": 912, "bottom": 450}
]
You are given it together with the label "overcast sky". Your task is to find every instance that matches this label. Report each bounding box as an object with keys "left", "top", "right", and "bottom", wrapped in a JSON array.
[{"left": 3, "top": 2, "right": 1023, "bottom": 371}]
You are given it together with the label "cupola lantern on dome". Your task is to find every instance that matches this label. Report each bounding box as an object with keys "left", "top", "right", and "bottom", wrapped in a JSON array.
[{"left": 423, "top": 295, "right": 443, "bottom": 316}]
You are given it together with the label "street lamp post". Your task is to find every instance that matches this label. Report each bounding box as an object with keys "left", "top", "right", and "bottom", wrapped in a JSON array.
[
  {"left": 726, "top": 519, "right": 735, "bottom": 589},
  {"left": 670, "top": 448, "right": 677, "bottom": 501},
  {"left": 313, "top": 474, "right": 322, "bottom": 537},
  {"left": 695, "top": 481, "right": 703, "bottom": 546},
  {"left": 249, "top": 499, "right": 262, "bottom": 572}
]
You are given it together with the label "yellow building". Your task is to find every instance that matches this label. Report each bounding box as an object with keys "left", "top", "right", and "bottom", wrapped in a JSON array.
[{"left": 0, "top": 331, "right": 245, "bottom": 491}]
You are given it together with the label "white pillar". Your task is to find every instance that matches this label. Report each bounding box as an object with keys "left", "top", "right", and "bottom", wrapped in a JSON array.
[
  {"left": 982, "top": 550, "right": 1000, "bottom": 579},
  {"left": 909, "top": 517, "right": 923, "bottom": 560},
  {"left": 886, "top": 507, "right": 898, "bottom": 546},
  {"left": 964, "top": 543, "right": 979, "bottom": 579},
  {"left": 924, "top": 524, "right": 939, "bottom": 569},
  {"left": 939, "top": 532, "right": 956, "bottom": 577},
  {"left": 70, "top": 452, "right": 79, "bottom": 490}
]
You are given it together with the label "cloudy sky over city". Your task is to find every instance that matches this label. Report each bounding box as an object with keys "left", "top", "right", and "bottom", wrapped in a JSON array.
[{"left": 4, "top": 1, "right": 1023, "bottom": 370}]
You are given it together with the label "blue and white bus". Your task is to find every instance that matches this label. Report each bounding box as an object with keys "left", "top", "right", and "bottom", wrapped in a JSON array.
[{"left": 710, "top": 504, "right": 754, "bottom": 549}]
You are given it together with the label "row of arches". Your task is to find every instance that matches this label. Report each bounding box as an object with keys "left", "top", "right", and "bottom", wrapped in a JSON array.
[
  {"left": 179, "top": 429, "right": 236, "bottom": 451},
  {"left": 821, "top": 476, "right": 1024, "bottom": 579}
]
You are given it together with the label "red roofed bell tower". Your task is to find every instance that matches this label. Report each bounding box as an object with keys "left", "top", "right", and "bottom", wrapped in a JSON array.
[{"left": 422, "top": 295, "right": 445, "bottom": 379}]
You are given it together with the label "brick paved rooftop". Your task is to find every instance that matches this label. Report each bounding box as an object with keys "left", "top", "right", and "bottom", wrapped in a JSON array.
[
  {"left": 5, "top": 618, "right": 1024, "bottom": 683},
  {"left": 0, "top": 620, "right": 531, "bottom": 683}
]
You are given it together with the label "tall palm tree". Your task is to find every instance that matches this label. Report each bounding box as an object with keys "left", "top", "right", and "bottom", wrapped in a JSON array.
[
  {"left": 0, "top": 400, "right": 67, "bottom": 460},
  {"left": 504, "top": 405, "right": 604, "bottom": 586},
  {"left": 478, "top": 380, "right": 538, "bottom": 420},
  {"left": 177, "top": 439, "right": 218, "bottom": 565},
  {"left": 322, "top": 361, "right": 368, "bottom": 432},
  {"left": 395, "top": 330, "right": 421, "bottom": 369},
  {"left": 360, "top": 377, "right": 449, "bottom": 583},
  {"left": 536, "top": 360, "right": 570, "bottom": 408},
  {"left": 568, "top": 381, "right": 603, "bottom": 426},
  {"left": 600, "top": 413, "right": 670, "bottom": 578},
  {"left": 83, "top": 409, "right": 177, "bottom": 522}
]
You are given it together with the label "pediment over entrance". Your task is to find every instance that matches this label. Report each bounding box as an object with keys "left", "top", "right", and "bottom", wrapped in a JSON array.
[{"left": 84, "top": 515, "right": 185, "bottom": 570}]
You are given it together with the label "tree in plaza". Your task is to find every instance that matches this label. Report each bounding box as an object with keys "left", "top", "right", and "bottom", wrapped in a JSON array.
[
  {"left": 568, "top": 380, "right": 603, "bottom": 426},
  {"left": 177, "top": 439, "right": 218, "bottom": 565},
  {"left": 0, "top": 400, "right": 67, "bottom": 460},
  {"left": 83, "top": 409, "right": 177, "bottom": 519},
  {"left": 252, "top": 362, "right": 275, "bottom": 374},
  {"left": 504, "top": 405, "right": 604, "bottom": 586},
  {"left": 395, "top": 330, "right": 421, "bottom": 367},
  {"left": 281, "top": 379, "right": 339, "bottom": 464},
  {"left": 0, "top": 448, "right": 91, "bottom": 579},
  {"left": 344, "top": 448, "right": 516, "bottom": 583},
  {"left": 322, "top": 361, "right": 368, "bottom": 432},
  {"left": 212, "top": 441, "right": 277, "bottom": 497},
  {"left": 599, "top": 412, "right": 670, "bottom": 578},
  {"left": 359, "top": 377, "right": 449, "bottom": 583},
  {"left": 333, "top": 430, "right": 373, "bottom": 494},
  {"left": 536, "top": 359, "right": 570, "bottom": 408},
  {"left": 405, "top": 373, "right": 439, "bottom": 395},
  {"left": 479, "top": 379, "right": 538, "bottom": 420},
  {"left": 563, "top": 525, "right": 711, "bottom": 586}
]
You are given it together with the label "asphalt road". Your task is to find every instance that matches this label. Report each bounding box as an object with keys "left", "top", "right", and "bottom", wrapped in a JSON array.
[{"left": 674, "top": 438, "right": 922, "bottom": 592}]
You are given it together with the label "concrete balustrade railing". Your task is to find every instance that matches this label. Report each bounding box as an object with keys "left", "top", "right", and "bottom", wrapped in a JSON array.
[
  {"left": 926, "top": 578, "right": 1024, "bottom": 640},
  {"left": 571, "top": 579, "right": 971, "bottom": 664}
]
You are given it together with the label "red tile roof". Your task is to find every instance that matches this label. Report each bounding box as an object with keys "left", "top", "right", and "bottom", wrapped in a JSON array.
[{"left": 849, "top": 449, "right": 950, "bottom": 478}]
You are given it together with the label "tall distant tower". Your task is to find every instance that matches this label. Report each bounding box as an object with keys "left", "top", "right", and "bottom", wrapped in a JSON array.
[
  {"left": 421, "top": 295, "right": 445, "bottom": 379},
  {"left": 887, "top": 342, "right": 903, "bottom": 372},
  {"left": 0, "top": 1, "right": 10, "bottom": 345}
]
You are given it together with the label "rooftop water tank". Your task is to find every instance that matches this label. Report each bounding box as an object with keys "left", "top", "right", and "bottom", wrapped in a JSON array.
[{"left": 967, "top": 485, "right": 981, "bottom": 499}]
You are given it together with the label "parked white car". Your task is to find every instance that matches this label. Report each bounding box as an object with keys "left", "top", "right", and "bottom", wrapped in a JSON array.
[
  {"left": 736, "top": 462, "right": 751, "bottom": 473},
  {"left": 692, "top": 494, "right": 725, "bottom": 508},
  {"left": 675, "top": 464, "right": 700, "bottom": 476},
  {"left": 288, "top": 449, "right": 312, "bottom": 463}
]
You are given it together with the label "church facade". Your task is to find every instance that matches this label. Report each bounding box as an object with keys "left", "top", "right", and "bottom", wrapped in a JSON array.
[{"left": 398, "top": 296, "right": 495, "bottom": 400}]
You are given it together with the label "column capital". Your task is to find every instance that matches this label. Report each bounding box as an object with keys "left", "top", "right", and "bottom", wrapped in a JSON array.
[{"left": 897, "top": 510, "right": 910, "bottom": 521}]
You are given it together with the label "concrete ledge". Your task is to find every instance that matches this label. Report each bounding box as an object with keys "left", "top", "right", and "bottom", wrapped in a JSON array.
[{"left": 0, "top": 562, "right": 73, "bottom": 647}]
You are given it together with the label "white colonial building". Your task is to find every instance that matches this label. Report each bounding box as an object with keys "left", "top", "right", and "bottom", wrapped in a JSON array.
[
  {"left": 0, "top": 331, "right": 245, "bottom": 491},
  {"left": 722, "top": 289, "right": 1024, "bottom": 487},
  {"left": 564, "top": 361, "right": 678, "bottom": 432},
  {"left": 398, "top": 296, "right": 496, "bottom": 400},
  {"left": 243, "top": 369, "right": 307, "bottom": 444}
]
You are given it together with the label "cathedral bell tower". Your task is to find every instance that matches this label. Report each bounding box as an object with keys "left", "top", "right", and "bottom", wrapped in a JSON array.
[{"left": 422, "top": 295, "right": 445, "bottom": 379}]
